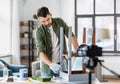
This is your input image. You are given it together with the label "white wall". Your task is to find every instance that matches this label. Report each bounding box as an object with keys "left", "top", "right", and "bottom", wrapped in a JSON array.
[
  {"left": 61, "top": 0, "right": 75, "bottom": 33},
  {"left": 23, "top": 0, "right": 61, "bottom": 20},
  {"left": 11, "top": 0, "right": 24, "bottom": 64},
  {"left": 18, "top": 0, "right": 75, "bottom": 33},
  {"left": 21, "top": 0, "right": 75, "bottom": 33}
]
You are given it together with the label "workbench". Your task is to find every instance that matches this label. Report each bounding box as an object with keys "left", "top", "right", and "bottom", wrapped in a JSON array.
[{"left": 0, "top": 77, "right": 101, "bottom": 84}]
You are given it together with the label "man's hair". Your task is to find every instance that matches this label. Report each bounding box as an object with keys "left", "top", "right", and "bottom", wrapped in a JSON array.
[{"left": 37, "top": 6, "right": 50, "bottom": 17}]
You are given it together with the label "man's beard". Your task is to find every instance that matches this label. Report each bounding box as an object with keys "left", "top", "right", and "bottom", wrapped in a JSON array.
[{"left": 46, "top": 23, "right": 52, "bottom": 27}]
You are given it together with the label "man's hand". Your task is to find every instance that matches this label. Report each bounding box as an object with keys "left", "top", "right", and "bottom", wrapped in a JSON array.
[{"left": 49, "top": 63, "right": 62, "bottom": 74}]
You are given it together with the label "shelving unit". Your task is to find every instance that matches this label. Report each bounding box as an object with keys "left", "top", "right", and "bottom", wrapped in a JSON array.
[{"left": 19, "top": 20, "right": 37, "bottom": 76}]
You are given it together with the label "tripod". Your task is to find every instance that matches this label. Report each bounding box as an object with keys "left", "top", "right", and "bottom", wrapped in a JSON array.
[
  {"left": 98, "top": 60, "right": 120, "bottom": 78},
  {"left": 88, "top": 69, "right": 93, "bottom": 84},
  {"left": 84, "top": 57, "right": 120, "bottom": 84},
  {"left": 84, "top": 57, "right": 98, "bottom": 84}
]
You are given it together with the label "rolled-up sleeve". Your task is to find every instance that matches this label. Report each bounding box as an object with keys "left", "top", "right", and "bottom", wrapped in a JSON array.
[{"left": 35, "top": 28, "right": 46, "bottom": 56}]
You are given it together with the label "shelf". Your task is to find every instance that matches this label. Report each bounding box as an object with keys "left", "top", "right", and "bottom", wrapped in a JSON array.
[
  {"left": 20, "top": 21, "right": 28, "bottom": 26},
  {"left": 20, "top": 20, "right": 37, "bottom": 76},
  {"left": 20, "top": 48, "right": 36, "bottom": 50},
  {"left": 20, "top": 45, "right": 36, "bottom": 50},
  {"left": 21, "top": 55, "right": 35, "bottom": 58},
  {"left": 20, "top": 33, "right": 33, "bottom": 38}
]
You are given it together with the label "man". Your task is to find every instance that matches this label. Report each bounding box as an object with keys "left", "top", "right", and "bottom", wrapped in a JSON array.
[{"left": 35, "top": 6, "right": 78, "bottom": 77}]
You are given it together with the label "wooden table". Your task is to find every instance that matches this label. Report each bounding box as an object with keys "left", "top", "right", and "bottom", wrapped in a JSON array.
[{"left": 0, "top": 77, "right": 101, "bottom": 84}]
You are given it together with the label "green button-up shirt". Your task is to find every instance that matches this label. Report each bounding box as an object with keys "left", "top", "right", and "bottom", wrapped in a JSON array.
[{"left": 35, "top": 18, "right": 73, "bottom": 73}]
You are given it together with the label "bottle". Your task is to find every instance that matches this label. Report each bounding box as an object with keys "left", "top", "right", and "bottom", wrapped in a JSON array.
[
  {"left": 19, "top": 68, "right": 28, "bottom": 80},
  {"left": 3, "top": 65, "right": 8, "bottom": 81}
]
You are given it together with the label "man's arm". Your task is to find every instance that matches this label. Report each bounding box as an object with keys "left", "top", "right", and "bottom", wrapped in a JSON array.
[
  {"left": 72, "top": 36, "right": 79, "bottom": 50},
  {"left": 39, "top": 52, "right": 52, "bottom": 66},
  {"left": 39, "top": 52, "right": 62, "bottom": 73}
]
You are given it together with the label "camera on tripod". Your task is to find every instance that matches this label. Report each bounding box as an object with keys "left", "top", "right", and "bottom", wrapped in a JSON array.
[{"left": 77, "top": 44, "right": 102, "bottom": 70}]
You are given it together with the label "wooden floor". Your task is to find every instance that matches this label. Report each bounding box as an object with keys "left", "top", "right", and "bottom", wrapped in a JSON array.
[{"left": 100, "top": 78, "right": 120, "bottom": 84}]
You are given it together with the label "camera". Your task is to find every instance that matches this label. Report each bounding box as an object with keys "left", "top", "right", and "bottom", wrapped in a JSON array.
[
  {"left": 77, "top": 44, "right": 102, "bottom": 70},
  {"left": 77, "top": 44, "right": 102, "bottom": 57}
]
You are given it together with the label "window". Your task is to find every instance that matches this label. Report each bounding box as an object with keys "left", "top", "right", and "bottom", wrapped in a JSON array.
[
  {"left": 75, "top": 0, "right": 120, "bottom": 52},
  {"left": 117, "top": 17, "right": 120, "bottom": 51},
  {"left": 76, "top": 0, "right": 93, "bottom": 15},
  {"left": 0, "top": 0, "right": 12, "bottom": 55}
]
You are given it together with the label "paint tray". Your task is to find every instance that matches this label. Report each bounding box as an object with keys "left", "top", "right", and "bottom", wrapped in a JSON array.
[{"left": 32, "top": 76, "right": 51, "bottom": 82}]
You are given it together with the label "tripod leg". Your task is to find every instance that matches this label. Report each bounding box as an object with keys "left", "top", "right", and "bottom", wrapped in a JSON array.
[
  {"left": 88, "top": 71, "right": 92, "bottom": 84},
  {"left": 98, "top": 60, "right": 120, "bottom": 78}
]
